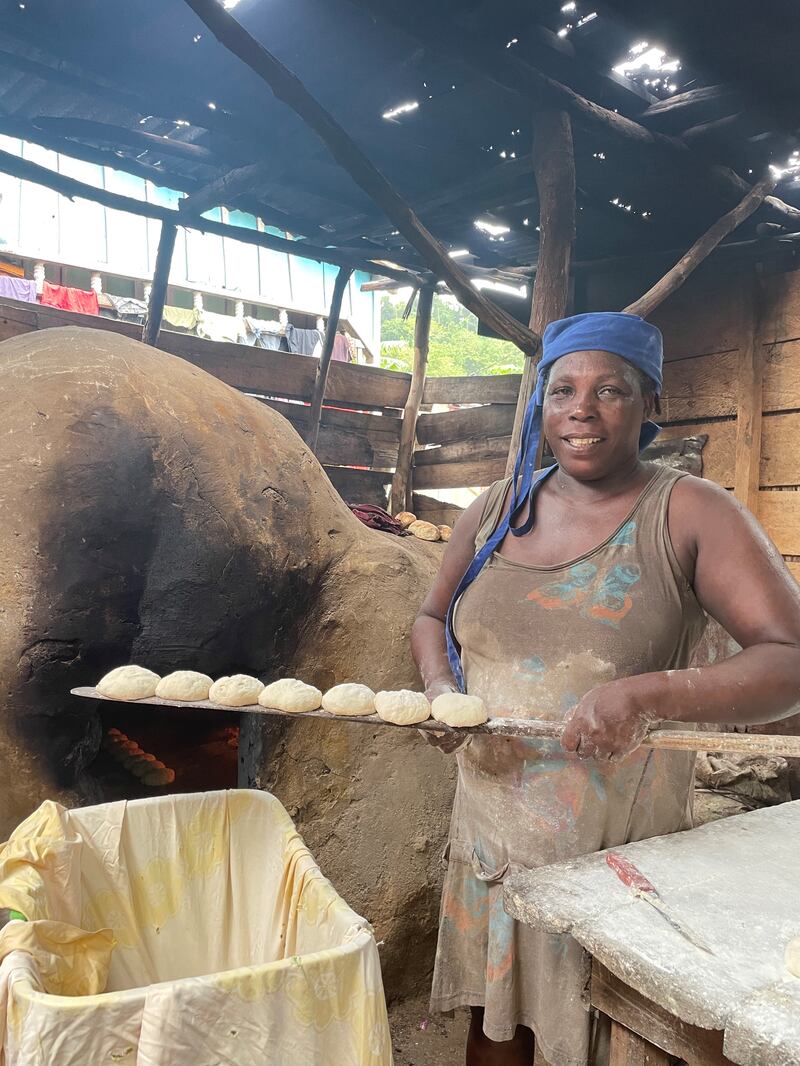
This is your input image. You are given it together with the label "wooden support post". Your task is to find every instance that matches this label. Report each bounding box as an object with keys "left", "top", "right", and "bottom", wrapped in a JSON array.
[
  {"left": 609, "top": 1021, "right": 671, "bottom": 1066},
  {"left": 624, "top": 174, "right": 775, "bottom": 320},
  {"left": 506, "top": 109, "right": 576, "bottom": 475},
  {"left": 306, "top": 266, "right": 353, "bottom": 454},
  {"left": 182, "top": 0, "right": 539, "bottom": 357},
  {"left": 734, "top": 271, "right": 765, "bottom": 514},
  {"left": 391, "top": 284, "right": 434, "bottom": 515},
  {"left": 142, "top": 221, "right": 178, "bottom": 347}
]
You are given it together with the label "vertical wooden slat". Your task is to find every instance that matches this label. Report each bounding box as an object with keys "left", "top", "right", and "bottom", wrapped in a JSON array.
[
  {"left": 733, "top": 270, "right": 765, "bottom": 514},
  {"left": 142, "top": 221, "right": 178, "bottom": 347},
  {"left": 506, "top": 109, "right": 576, "bottom": 475},
  {"left": 391, "top": 284, "right": 434, "bottom": 514},
  {"left": 306, "top": 265, "right": 353, "bottom": 454}
]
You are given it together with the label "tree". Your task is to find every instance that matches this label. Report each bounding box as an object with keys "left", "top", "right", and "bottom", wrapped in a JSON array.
[{"left": 380, "top": 293, "right": 524, "bottom": 377}]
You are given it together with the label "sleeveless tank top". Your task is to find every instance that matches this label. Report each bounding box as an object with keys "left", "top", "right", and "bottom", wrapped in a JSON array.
[{"left": 431, "top": 466, "right": 708, "bottom": 1060}]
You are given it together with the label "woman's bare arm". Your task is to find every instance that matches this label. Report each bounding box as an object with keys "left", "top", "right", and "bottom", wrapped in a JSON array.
[
  {"left": 411, "top": 491, "right": 488, "bottom": 695},
  {"left": 563, "top": 477, "right": 800, "bottom": 758}
]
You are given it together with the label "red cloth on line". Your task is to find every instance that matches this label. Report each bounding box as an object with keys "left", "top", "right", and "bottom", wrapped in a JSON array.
[{"left": 41, "top": 281, "right": 99, "bottom": 316}]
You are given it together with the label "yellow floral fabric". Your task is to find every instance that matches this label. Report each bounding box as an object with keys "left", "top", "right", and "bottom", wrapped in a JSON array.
[{"left": 0, "top": 790, "right": 391, "bottom": 1065}]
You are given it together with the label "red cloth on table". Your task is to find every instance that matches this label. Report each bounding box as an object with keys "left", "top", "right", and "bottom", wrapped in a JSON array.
[{"left": 41, "top": 281, "right": 99, "bottom": 316}]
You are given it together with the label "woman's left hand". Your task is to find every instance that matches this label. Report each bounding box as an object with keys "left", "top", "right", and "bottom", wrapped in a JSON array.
[{"left": 561, "top": 678, "right": 660, "bottom": 761}]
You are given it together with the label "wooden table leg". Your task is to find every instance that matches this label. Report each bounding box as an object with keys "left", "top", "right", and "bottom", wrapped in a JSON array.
[{"left": 610, "top": 1019, "right": 671, "bottom": 1066}]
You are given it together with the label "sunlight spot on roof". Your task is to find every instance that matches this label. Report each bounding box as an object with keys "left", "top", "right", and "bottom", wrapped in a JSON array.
[
  {"left": 473, "top": 279, "right": 528, "bottom": 299},
  {"left": 475, "top": 219, "right": 511, "bottom": 238},
  {"left": 382, "top": 101, "right": 419, "bottom": 120},
  {"left": 613, "top": 45, "right": 681, "bottom": 78}
]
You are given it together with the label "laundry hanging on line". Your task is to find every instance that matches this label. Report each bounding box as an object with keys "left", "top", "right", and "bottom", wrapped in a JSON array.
[
  {"left": 102, "top": 293, "right": 149, "bottom": 320},
  {"left": 244, "top": 315, "right": 284, "bottom": 350},
  {"left": 0, "top": 276, "right": 37, "bottom": 304},
  {"left": 196, "top": 309, "right": 246, "bottom": 344},
  {"left": 40, "top": 282, "right": 99, "bottom": 316},
  {"left": 162, "top": 306, "right": 200, "bottom": 333},
  {"left": 285, "top": 324, "right": 323, "bottom": 357}
]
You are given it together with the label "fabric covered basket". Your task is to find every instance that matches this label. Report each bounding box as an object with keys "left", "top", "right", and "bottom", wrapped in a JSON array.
[{"left": 0, "top": 789, "right": 392, "bottom": 1065}]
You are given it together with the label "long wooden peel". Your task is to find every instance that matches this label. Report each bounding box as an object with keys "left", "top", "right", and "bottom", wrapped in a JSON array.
[{"left": 71, "top": 688, "right": 800, "bottom": 758}]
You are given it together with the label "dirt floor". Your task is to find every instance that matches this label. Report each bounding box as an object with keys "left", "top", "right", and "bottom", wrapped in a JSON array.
[{"left": 388, "top": 996, "right": 469, "bottom": 1066}]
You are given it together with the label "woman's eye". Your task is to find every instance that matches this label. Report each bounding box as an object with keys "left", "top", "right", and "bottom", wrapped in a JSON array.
[{"left": 599, "top": 387, "right": 622, "bottom": 396}]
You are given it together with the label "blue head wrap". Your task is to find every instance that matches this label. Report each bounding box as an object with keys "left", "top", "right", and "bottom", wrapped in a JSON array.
[{"left": 445, "top": 311, "right": 664, "bottom": 691}]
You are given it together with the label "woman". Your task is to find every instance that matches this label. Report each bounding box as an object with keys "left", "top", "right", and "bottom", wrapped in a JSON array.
[{"left": 412, "top": 312, "right": 800, "bottom": 1066}]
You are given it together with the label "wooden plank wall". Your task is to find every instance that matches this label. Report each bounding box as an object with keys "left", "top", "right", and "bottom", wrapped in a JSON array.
[{"left": 588, "top": 263, "right": 800, "bottom": 582}]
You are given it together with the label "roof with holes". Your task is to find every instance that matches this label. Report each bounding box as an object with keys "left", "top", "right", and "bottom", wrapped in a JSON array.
[{"left": 0, "top": 0, "right": 797, "bottom": 277}]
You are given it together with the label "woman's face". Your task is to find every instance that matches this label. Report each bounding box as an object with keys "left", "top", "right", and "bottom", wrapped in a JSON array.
[{"left": 541, "top": 349, "right": 655, "bottom": 481}]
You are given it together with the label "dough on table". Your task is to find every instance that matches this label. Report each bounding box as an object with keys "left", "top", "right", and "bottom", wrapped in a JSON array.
[
  {"left": 208, "top": 674, "right": 264, "bottom": 707},
  {"left": 786, "top": 937, "right": 800, "bottom": 977},
  {"left": 322, "top": 683, "right": 375, "bottom": 717},
  {"left": 431, "top": 692, "right": 488, "bottom": 727},
  {"left": 155, "top": 670, "right": 213, "bottom": 702},
  {"left": 97, "top": 665, "right": 160, "bottom": 701},
  {"left": 374, "top": 690, "right": 431, "bottom": 725},
  {"left": 259, "top": 678, "right": 322, "bottom": 713},
  {"left": 394, "top": 511, "right": 417, "bottom": 529},
  {"left": 438, "top": 525, "right": 453, "bottom": 542}
]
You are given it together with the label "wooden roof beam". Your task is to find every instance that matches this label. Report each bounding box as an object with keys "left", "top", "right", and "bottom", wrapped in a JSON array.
[
  {"left": 181, "top": 0, "right": 540, "bottom": 356},
  {"left": 0, "top": 146, "right": 421, "bottom": 285},
  {"left": 0, "top": 113, "right": 329, "bottom": 240},
  {"left": 343, "top": 0, "right": 800, "bottom": 229}
]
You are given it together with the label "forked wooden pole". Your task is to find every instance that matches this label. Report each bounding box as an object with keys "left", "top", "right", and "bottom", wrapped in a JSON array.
[
  {"left": 391, "top": 284, "right": 434, "bottom": 514},
  {"left": 506, "top": 109, "right": 576, "bottom": 476},
  {"left": 142, "top": 221, "right": 177, "bottom": 347},
  {"left": 306, "top": 266, "right": 353, "bottom": 454}
]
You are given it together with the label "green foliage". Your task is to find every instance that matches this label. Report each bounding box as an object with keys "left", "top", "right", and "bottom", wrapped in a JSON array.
[{"left": 380, "top": 295, "right": 524, "bottom": 377}]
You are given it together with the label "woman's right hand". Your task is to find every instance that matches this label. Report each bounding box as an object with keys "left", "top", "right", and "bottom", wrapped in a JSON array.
[{"left": 420, "top": 680, "right": 471, "bottom": 754}]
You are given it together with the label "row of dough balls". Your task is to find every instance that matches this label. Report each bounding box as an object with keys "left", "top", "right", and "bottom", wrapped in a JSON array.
[
  {"left": 102, "top": 729, "right": 176, "bottom": 787},
  {"left": 96, "top": 667, "right": 487, "bottom": 727},
  {"left": 395, "top": 512, "right": 452, "bottom": 543}
]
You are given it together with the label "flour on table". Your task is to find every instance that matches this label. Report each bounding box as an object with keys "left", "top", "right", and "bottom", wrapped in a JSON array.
[
  {"left": 155, "top": 670, "right": 213, "bottom": 702},
  {"left": 431, "top": 692, "right": 488, "bottom": 727},
  {"left": 322, "top": 683, "right": 375, "bottom": 716},
  {"left": 375, "top": 690, "right": 431, "bottom": 725},
  {"left": 97, "top": 665, "right": 160, "bottom": 701},
  {"left": 259, "top": 678, "right": 322, "bottom": 713},
  {"left": 208, "top": 674, "right": 264, "bottom": 707},
  {"left": 786, "top": 937, "right": 800, "bottom": 978}
]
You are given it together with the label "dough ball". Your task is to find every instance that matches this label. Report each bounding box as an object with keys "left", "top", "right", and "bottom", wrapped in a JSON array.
[
  {"left": 431, "top": 692, "right": 488, "bottom": 727},
  {"left": 97, "top": 665, "right": 161, "bottom": 701},
  {"left": 208, "top": 674, "right": 264, "bottom": 707},
  {"left": 786, "top": 937, "right": 800, "bottom": 978},
  {"left": 438, "top": 525, "right": 453, "bottom": 542},
  {"left": 408, "top": 520, "right": 440, "bottom": 542},
  {"left": 322, "top": 683, "right": 375, "bottom": 717},
  {"left": 394, "top": 511, "right": 417, "bottom": 529},
  {"left": 259, "top": 678, "right": 322, "bottom": 713},
  {"left": 155, "top": 670, "right": 213, "bottom": 702},
  {"left": 375, "top": 690, "right": 431, "bottom": 725}
]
